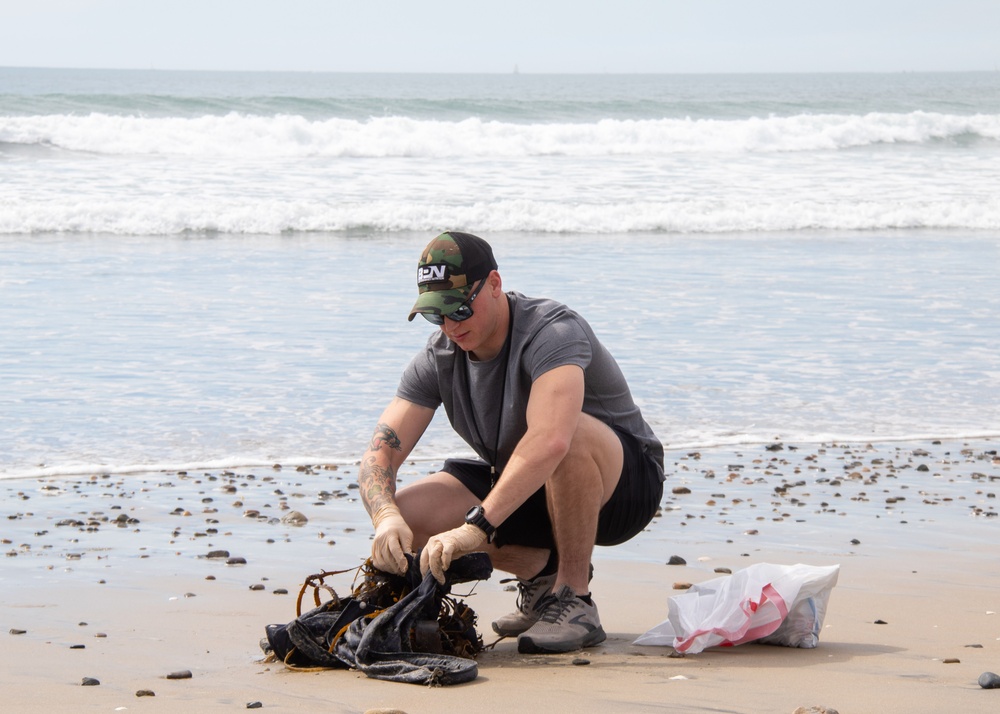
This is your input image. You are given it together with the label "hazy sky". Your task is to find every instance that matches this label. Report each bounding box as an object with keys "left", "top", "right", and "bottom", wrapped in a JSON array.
[{"left": 1, "top": 0, "right": 997, "bottom": 74}]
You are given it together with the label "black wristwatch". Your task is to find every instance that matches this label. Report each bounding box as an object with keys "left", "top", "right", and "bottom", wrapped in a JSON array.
[{"left": 464, "top": 504, "right": 496, "bottom": 543}]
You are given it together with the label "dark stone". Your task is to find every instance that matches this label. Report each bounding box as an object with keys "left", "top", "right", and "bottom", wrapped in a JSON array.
[
  {"left": 980, "top": 671, "right": 1000, "bottom": 689},
  {"left": 166, "top": 670, "right": 192, "bottom": 680},
  {"left": 667, "top": 555, "right": 686, "bottom": 565},
  {"left": 81, "top": 677, "right": 100, "bottom": 686},
  {"left": 136, "top": 689, "right": 156, "bottom": 697}
]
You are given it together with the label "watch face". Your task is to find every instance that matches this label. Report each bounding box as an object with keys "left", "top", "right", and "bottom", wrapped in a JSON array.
[{"left": 466, "top": 505, "right": 482, "bottom": 519}]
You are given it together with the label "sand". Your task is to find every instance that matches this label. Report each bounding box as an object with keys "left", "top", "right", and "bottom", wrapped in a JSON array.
[{"left": 2, "top": 440, "right": 998, "bottom": 713}]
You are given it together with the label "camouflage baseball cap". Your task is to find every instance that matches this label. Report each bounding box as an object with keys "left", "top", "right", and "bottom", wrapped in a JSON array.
[{"left": 408, "top": 232, "right": 498, "bottom": 322}]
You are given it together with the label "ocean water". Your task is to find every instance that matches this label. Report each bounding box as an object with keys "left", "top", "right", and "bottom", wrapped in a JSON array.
[{"left": 1, "top": 68, "right": 999, "bottom": 479}]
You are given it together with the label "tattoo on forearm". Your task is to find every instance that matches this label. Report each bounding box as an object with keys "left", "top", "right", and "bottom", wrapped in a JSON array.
[
  {"left": 358, "top": 455, "right": 396, "bottom": 513},
  {"left": 369, "top": 423, "right": 402, "bottom": 452}
]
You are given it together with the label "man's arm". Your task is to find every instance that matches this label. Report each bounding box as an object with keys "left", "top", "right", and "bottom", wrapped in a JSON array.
[
  {"left": 481, "top": 363, "right": 585, "bottom": 525},
  {"left": 421, "top": 364, "right": 585, "bottom": 582},
  {"left": 360, "top": 396, "right": 435, "bottom": 574},
  {"left": 359, "top": 396, "right": 435, "bottom": 516}
]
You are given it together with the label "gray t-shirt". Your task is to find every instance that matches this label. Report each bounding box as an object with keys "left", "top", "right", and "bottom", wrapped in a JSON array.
[{"left": 397, "top": 291, "right": 664, "bottom": 480}]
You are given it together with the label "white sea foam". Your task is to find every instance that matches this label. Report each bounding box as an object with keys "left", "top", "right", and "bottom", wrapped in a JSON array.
[
  {"left": 3, "top": 197, "right": 999, "bottom": 235},
  {"left": 2, "top": 111, "right": 998, "bottom": 157}
]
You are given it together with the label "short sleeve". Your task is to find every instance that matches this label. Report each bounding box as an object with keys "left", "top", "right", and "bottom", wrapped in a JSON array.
[
  {"left": 396, "top": 341, "right": 443, "bottom": 409},
  {"left": 521, "top": 313, "right": 593, "bottom": 382}
]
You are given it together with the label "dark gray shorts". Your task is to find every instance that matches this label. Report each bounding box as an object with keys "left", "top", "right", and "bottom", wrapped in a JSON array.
[{"left": 442, "top": 426, "right": 663, "bottom": 550}]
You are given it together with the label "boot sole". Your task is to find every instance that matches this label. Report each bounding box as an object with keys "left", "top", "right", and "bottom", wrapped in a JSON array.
[{"left": 516, "top": 626, "right": 606, "bottom": 654}]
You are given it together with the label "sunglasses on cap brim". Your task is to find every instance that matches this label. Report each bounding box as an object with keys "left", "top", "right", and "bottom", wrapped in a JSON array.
[{"left": 421, "top": 278, "right": 488, "bottom": 326}]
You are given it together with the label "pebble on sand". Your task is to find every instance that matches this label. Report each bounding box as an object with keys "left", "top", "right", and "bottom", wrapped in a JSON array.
[
  {"left": 166, "top": 670, "right": 193, "bottom": 679},
  {"left": 81, "top": 677, "right": 100, "bottom": 686},
  {"left": 980, "top": 671, "right": 1000, "bottom": 689},
  {"left": 136, "top": 689, "right": 156, "bottom": 697},
  {"left": 280, "top": 510, "right": 308, "bottom": 526}
]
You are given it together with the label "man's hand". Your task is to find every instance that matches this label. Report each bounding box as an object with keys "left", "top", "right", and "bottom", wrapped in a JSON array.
[
  {"left": 420, "top": 523, "right": 487, "bottom": 584},
  {"left": 371, "top": 504, "right": 413, "bottom": 575}
]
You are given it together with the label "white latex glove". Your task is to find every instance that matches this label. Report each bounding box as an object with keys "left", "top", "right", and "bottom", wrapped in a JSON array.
[
  {"left": 420, "top": 523, "right": 487, "bottom": 584},
  {"left": 370, "top": 504, "right": 413, "bottom": 575}
]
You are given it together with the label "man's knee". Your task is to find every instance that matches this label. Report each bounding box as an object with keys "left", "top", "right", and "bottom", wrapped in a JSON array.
[{"left": 551, "top": 414, "right": 624, "bottom": 505}]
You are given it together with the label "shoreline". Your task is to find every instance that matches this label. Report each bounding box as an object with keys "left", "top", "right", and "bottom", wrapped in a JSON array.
[{"left": 2, "top": 438, "right": 998, "bottom": 712}]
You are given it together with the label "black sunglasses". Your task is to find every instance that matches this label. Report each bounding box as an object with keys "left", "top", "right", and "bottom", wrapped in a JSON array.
[{"left": 421, "top": 278, "right": 487, "bottom": 326}]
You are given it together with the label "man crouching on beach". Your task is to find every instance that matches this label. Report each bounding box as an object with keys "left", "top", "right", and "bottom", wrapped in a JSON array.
[{"left": 358, "top": 231, "right": 665, "bottom": 654}]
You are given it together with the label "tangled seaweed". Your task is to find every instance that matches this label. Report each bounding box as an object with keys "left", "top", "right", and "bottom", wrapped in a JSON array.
[{"left": 261, "top": 553, "right": 492, "bottom": 685}]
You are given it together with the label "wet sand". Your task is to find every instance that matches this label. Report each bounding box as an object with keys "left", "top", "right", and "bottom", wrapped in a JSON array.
[{"left": 2, "top": 439, "right": 998, "bottom": 713}]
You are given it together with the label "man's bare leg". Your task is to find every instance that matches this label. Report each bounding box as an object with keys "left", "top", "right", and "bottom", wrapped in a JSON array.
[
  {"left": 545, "top": 413, "right": 623, "bottom": 594},
  {"left": 395, "top": 472, "right": 550, "bottom": 577}
]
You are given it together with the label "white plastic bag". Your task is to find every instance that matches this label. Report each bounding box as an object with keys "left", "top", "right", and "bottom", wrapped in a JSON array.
[{"left": 633, "top": 563, "right": 840, "bottom": 654}]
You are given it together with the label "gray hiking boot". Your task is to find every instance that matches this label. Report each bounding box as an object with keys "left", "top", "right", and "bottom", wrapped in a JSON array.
[
  {"left": 516, "top": 585, "right": 607, "bottom": 654},
  {"left": 491, "top": 571, "right": 557, "bottom": 637}
]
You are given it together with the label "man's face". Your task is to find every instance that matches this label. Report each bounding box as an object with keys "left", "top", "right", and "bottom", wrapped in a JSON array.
[{"left": 439, "top": 274, "right": 503, "bottom": 359}]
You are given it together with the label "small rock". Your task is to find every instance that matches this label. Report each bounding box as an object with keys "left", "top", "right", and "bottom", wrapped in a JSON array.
[
  {"left": 942, "top": 658, "right": 960, "bottom": 664},
  {"left": 874, "top": 619, "right": 888, "bottom": 625},
  {"left": 280, "top": 510, "right": 308, "bottom": 526},
  {"left": 672, "top": 486, "right": 691, "bottom": 495},
  {"left": 136, "top": 689, "right": 156, "bottom": 697},
  {"left": 227, "top": 556, "right": 247, "bottom": 565},
  {"left": 247, "top": 702, "right": 263, "bottom": 709},
  {"left": 81, "top": 677, "right": 100, "bottom": 686},
  {"left": 667, "top": 555, "right": 686, "bottom": 565},
  {"left": 9, "top": 628, "right": 26, "bottom": 635},
  {"left": 249, "top": 583, "right": 266, "bottom": 591},
  {"left": 273, "top": 588, "right": 288, "bottom": 595},
  {"left": 572, "top": 657, "right": 590, "bottom": 665},
  {"left": 166, "top": 669, "right": 192, "bottom": 679},
  {"left": 673, "top": 582, "right": 693, "bottom": 590},
  {"left": 206, "top": 550, "right": 230, "bottom": 559},
  {"left": 980, "top": 671, "right": 1000, "bottom": 689},
  {"left": 714, "top": 567, "right": 732, "bottom": 574}
]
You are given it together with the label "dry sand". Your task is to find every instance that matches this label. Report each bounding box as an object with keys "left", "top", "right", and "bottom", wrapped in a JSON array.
[{"left": 2, "top": 440, "right": 998, "bottom": 713}]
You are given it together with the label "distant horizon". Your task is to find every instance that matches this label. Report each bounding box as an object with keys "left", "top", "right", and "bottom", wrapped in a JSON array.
[{"left": 4, "top": 64, "right": 997, "bottom": 76}]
